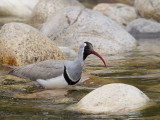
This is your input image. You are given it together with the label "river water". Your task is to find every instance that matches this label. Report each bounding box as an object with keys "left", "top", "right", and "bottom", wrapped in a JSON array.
[
  {"left": 0, "top": 1, "right": 160, "bottom": 119},
  {"left": 0, "top": 38, "right": 160, "bottom": 119}
]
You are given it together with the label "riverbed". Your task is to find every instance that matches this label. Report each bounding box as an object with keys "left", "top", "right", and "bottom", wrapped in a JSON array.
[{"left": 0, "top": 38, "right": 160, "bottom": 119}]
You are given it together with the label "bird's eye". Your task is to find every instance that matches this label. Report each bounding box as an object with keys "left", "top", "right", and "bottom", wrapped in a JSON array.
[{"left": 84, "top": 45, "right": 89, "bottom": 51}]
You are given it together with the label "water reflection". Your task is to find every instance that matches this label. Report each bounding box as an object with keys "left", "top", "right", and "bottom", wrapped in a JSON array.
[{"left": 0, "top": 44, "right": 160, "bottom": 119}]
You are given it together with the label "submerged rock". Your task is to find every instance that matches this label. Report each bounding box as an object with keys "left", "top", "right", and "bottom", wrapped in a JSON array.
[
  {"left": 0, "top": 75, "right": 36, "bottom": 96},
  {"left": 93, "top": 3, "right": 137, "bottom": 27},
  {"left": 0, "top": 22, "right": 65, "bottom": 66},
  {"left": 13, "top": 89, "right": 68, "bottom": 99},
  {"left": 126, "top": 18, "right": 160, "bottom": 39},
  {"left": 30, "top": 0, "right": 83, "bottom": 27},
  {"left": 40, "top": 6, "right": 136, "bottom": 55},
  {"left": 0, "top": 0, "right": 39, "bottom": 18},
  {"left": 135, "top": 0, "right": 160, "bottom": 22},
  {"left": 76, "top": 83, "right": 150, "bottom": 114}
]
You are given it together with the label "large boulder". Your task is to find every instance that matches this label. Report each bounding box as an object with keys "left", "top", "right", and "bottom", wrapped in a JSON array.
[
  {"left": 93, "top": 3, "right": 137, "bottom": 27},
  {"left": 40, "top": 6, "right": 136, "bottom": 55},
  {"left": 30, "top": 0, "right": 83, "bottom": 27},
  {"left": 58, "top": 46, "right": 77, "bottom": 58},
  {"left": 0, "top": 0, "right": 39, "bottom": 18},
  {"left": 126, "top": 18, "right": 160, "bottom": 39},
  {"left": 76, "top": 83, "right": 150, "bottom": 114},
  {"left": 134, "top": 0, "right": 160, "bottom": 22},
  {"left": 0, "top": 22, "right": 65, "bottom": 66}
]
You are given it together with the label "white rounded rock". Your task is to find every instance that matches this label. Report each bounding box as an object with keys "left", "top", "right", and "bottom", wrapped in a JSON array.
[
  {"left": 30, "top": 0, "right": 83, "bottom": 27},
  {"left": 76, "top": 83, "right": 150, "bottom": 114},
  {"left": 0, "top": 22, "right": 65, "bottom": 66},
  {"left": 40, "top": 6, "right": 136, "bottom": 55},
  {"left": 58, "top": 46, "right": 76, "bottom": 58},
  {"left": 126, "top": 18, "right": 160, "bottom": 39},
  {"left": 93, "top": 3, "right": 137, "bottom": 27},
  {"left": 135, "top": 0, "right": 160, "bottom": 22},
  {"left": 0, "top": 0, "right": 39, "bottom": 18}
]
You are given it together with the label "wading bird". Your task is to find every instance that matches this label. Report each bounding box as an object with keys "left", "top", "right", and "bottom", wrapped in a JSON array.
[{"left": 9, "top": 42, "right": 106, "bottom": 89}]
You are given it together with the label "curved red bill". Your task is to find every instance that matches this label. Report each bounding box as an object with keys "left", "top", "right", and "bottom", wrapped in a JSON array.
[{"left": 90, "top": 50, "right": 107, "bottom": 67}]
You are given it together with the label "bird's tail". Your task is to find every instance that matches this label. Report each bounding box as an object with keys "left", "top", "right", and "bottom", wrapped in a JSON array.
[{"left": 2, "top": 64, "right": 17, "bottom": 69}]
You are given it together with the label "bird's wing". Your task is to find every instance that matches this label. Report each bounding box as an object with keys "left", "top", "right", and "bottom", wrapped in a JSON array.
[{"left": 9, "top": 60, "right": 65, "bottom": 81}]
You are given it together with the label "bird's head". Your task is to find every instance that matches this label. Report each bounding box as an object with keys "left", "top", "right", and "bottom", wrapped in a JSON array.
[{"left": 78, "top": 42, "right": 106, "bottom": 67}]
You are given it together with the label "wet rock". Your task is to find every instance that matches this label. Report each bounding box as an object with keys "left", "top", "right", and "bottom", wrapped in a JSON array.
[
  {"left": 13, "top": 89, "right": 68, "bottom": 99},
  {"left": 0, "top": 75, "right": 36, "bottom": 96},
  {"left": 134, "top": 0, "right": 160, "bottom": 22},
  {"left": 0, "top": 0, "right": 39, "bottom": 18},
  {"left": 93, "top": 3, "right": 137, "bottom": 27},
  {"left": 30, "top": 0, "right": 83, "bottom": 27},
  {"left": 82, "top": 74, "right": 120, "bottom": 88},
  {"left": 76, "top": 83, "right": 150, "bottom": 114},
  {"left": 126, "top": 18, "right": 160, "bottom": 39},
  {"left": 0, "top": 22, "right": 65, "bottom": 66},
  {"left": 40, "top": 6, "right": 136, "bottom": 55}
]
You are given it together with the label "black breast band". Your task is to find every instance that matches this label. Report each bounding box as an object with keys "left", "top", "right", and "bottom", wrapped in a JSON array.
[{"left": 63, "top": 66, "right": 80, "bottom": 85}]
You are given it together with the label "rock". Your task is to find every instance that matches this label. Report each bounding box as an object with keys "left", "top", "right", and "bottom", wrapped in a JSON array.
[
  {"left": 126, "top": 18, "right": 160, "bottom": 39},
  {"left": 0, "top": 75, "right": 36, "bottom": 96},
  {"left": 0, "top": 0, "right": 39, "bottom": 18},
  {"left": 0, "top": 22, "right": 65, "bottom": 66},
  {"left": 13, "top": 89, "right": 68, "bottom": 99},
  {"left": 134, "top": 0, "right": 160, "bottom": 22},
  {"left": 40, "top": 6, "right": 136, "bottom": 55},
  {"left": 93, "top": 3, "right": 137, "bottom": 27},
  {"left": 76, "top": 83, "right": 150, "bottom": 114},
  {"left": 0, "top": 17, "right": 26, "bottom": 26},
  {"left": 58, "top": 46, "right": 77, "bottom": 58},
  {"left": 30, "top": 0, "right": 83, "bottom": 27}
]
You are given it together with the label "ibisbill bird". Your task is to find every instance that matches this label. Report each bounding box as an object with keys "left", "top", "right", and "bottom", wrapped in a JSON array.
[{"left": 8, "top": 42, "right": 106, "bottom": 89}]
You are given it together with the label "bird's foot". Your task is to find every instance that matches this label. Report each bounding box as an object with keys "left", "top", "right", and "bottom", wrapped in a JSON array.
[{"left": 37, "top": 85, "right": 42, "bottom": 89}]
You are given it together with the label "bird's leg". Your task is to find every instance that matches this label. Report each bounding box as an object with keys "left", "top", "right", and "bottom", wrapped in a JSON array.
[{"left": 37, "top": 84, "right": 42, "bottom": 89}]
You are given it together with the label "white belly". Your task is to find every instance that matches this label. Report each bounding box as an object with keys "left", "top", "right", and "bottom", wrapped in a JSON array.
[{"left": 37, "top": 75, "right": 68, "bottom": 89}]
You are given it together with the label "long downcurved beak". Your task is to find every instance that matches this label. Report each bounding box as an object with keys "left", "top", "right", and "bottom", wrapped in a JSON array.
[{"left": 90, "top": 50, "right": 107, "bottom": 67}]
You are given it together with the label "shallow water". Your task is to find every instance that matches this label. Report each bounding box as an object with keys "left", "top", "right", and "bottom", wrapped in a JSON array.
[
  {"left": 0, "top": 38, "right": 160, "bottom": 119},
  {"left": 0, "top": 0, "right": 160, "bottom": 118}
]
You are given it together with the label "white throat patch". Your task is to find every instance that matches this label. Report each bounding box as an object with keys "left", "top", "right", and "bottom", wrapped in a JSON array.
[{"left": 78, "top": 43, "right": 87, "bottom": 60}]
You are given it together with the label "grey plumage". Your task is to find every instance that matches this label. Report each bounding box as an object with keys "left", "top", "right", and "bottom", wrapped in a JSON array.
[
  {"left": 9, "top": 43, "right": 86, "bottom": 82},
  {"left": 9, "top": 60, "right": 65, "bottom": 81},
  {"left": 8, "top": 42, "right": 106, "bottom": 87},
  {"left": 64, "top": 58, "right": 84, "bottom": 82}
]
